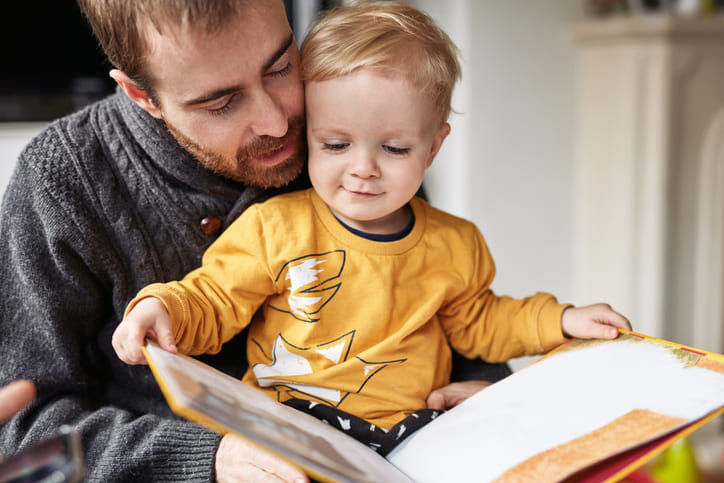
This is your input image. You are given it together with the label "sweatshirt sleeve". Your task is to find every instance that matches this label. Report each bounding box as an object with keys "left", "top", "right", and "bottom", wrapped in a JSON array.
[
  {"left": 0, "top": 140, "right": 219, "bottom": 481},
  {"left": 439, "top": 223, "right": 570, "bottom": 362},
  {"left": 127, "top": 205, "right": 276, "bottom": 356}
]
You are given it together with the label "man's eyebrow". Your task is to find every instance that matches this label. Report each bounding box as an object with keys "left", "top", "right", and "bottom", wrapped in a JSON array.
[
  {"left": 183, "top": 86, "right": 241, "bottom": 107},
  {"left": 183, "top": 34, "right": 294, "bottom": 107}
]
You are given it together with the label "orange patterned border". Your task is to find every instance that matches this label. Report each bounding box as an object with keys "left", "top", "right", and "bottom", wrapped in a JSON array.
[
  {"left": 697, "top": 356, "right": 724, "bottom": 375},
  {"left": 492, "top": 409, "right": 686, "bottom": 483}
]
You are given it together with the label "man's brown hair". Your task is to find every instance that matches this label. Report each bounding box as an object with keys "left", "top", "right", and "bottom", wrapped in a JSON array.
[{"left": 76, "top": 0, "right": 251, "bottom": 99}]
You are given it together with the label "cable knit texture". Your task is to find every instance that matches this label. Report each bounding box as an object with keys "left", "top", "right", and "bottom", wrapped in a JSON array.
[{"left": 0, "top": 90, "right": 304, "bottom": 481}]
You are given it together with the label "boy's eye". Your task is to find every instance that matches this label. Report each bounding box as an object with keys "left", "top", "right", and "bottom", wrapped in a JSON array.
[
  {"left": 384, "top": 145, "right": 410, "bottom": 155},
  {"left": 323, "top": 143, "right": 349, "bottom": 152}
]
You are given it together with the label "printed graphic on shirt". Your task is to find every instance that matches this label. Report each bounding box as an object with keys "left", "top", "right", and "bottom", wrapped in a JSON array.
[
  {"left": 252, "top": 333, "right": 406, "bottom": 407},
  {"left": 269, "top": 250, "right": 345, "bottom": 323}
]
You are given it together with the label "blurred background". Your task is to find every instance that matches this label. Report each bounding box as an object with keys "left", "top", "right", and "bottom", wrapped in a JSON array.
[{"left": 1, "top": 0, "right": 723, "bottom": 479}]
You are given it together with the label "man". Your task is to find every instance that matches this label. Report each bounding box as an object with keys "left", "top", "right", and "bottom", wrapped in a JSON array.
[{"left": 0, "top": 1, "right": 505, "bottom": 481}]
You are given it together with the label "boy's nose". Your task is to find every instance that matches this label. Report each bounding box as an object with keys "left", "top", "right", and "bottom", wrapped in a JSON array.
[{"left": 349, "top": 153, "right": 381, "bottom": 179}]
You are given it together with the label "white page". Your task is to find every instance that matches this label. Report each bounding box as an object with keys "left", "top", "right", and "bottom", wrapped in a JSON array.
[{"left": 387, "top": 336, "right": 724, "bottom": 482}]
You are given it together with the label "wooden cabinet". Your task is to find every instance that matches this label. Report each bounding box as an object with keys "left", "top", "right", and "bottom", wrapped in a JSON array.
[{"left": 571, "top": 15, "right": 724, "bottom": 353}]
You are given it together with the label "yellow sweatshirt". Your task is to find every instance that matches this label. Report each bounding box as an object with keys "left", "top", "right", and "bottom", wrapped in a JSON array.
[{"left": 131, "top": 189, "right": 568, "bottom": 429}]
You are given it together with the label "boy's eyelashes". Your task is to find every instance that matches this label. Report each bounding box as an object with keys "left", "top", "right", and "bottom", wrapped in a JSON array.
[
  {"left": 322, "top": 142, "right": 349, "bottom": 151},
  {"left": 319, "top": 142, "right": 412, "bottom": 155},
  {"left": 383, "top": 145, "right": 410, "bottom": 155}
]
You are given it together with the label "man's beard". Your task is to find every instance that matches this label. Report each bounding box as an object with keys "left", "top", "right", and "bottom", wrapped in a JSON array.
[{"left": 165, "top": 116, "right": 306, "bottom": 189}]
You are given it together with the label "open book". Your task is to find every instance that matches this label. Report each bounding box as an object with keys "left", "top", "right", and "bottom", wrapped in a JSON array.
[{"left": 142, "top": 330, "right": 724, "bottom": 482}]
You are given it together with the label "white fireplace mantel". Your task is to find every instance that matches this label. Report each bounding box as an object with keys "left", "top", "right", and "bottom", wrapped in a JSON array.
[{"left": 571, "top": 15, "right": 724, "bottom": 353}]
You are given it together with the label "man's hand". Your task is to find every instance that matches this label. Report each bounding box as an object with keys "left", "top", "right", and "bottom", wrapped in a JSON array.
[
  {"left": 215, "top": 433, "right": 309, "bottom": 483},
  {"left": 560, "top": 303, "right": 631, "bottom": 340},
  {"left": 426, "top": 380, "right": 492, "bottom": 411},
  {"left": 0, "top": 379, "right": 36, "bottom": 422},
  {"left": 112, "top": 297, "right": 177, "bottom": 365}
]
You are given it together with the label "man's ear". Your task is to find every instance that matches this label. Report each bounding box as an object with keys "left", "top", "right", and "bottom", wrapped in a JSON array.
[
  {"left": 110, "top": 69, "right": 163, "bottom": 119},
  {"left": 425, "top": 122, "right": 451, "bottom": 168}
]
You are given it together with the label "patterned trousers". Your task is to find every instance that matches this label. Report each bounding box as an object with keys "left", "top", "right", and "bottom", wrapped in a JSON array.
[{"left": 283, "top": 398, "right": 442, "bottom": 457}]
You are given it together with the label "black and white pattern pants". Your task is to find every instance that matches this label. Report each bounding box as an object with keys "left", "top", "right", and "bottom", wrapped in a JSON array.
[{"left": 283, "top": 398, "right": 442, "bottom": 457}]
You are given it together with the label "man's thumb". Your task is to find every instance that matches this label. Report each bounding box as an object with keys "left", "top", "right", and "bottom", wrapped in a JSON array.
[{"left": 425, "top": 391, "right": 446, "bottom": 410}]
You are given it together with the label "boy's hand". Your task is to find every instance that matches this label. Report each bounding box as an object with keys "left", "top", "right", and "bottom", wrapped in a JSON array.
[
  {"left": 561, "top": 303, "right": 631, "bottom": 340},
  {"left": 112, "top": 297, "right": 177, "bottom": 365}
]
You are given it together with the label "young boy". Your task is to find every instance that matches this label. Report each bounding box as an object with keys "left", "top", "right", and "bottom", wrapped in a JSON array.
[{"left": 113, "top": 1, "right": 630, "bottom": 455}]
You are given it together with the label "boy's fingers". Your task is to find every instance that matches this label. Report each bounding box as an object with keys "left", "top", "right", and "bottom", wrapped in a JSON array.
[
  {"left": 111, "top": 331, "right": 129, "bottom": 362},
  {"left": 600, "top": 324, "right": 620, "bottom": 339},
  {"left": 599, "top": 309, "right": 632, "bottom": 331},
  {"left": 123, "top": 323, "right": 156, "bottom": 364},
  {"left": 159, "top": 333, "right": 178, "bottom": 354},
  {"left": 589, "top": 303, "right": 632, "bottom": 332},
  {"left": 579, "top": 323, "right": 618, "bottom": 340},
  {"left": 118, "top": 345, "right": 139, "bottom": 364},
  {"left": 149, "top": 324, "right": 177, "bottom": 354},
  {"left": 112, "top": 334, "right": 146, "bottom": 365},
  {"left": 133, "top": 347, "right": 148, "bottom": 365},
  {"left": 128, "top": 322, "right": 149, "bottom": 347},
  {"left": 614, "top": 313, "right": 632, "bottom": 330}
]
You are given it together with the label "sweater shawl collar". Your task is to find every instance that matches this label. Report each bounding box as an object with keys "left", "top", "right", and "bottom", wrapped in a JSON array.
[{"left": 112, "top": 88, "right": 254, "bottom": 202}]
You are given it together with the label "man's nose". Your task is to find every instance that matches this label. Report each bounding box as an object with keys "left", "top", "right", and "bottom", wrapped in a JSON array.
[{"left": 249, "top": 88, "right": 289, "bottom": 138}]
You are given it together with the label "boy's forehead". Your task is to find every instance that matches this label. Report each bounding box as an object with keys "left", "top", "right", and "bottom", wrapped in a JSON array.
[
  {"left": 311, "top": 66, "right": 439, "bottom": 113},
  {"left": 306, "top": 69, "right": 443, "bottom": 134}
]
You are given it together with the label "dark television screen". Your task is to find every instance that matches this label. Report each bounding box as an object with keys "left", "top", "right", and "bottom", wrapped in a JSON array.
[
  {"left": 0, "top": 1, "right": 338, "bottom": 123},
  {"left": 0, "top": 2, "right": 115, "bottom": 122}
]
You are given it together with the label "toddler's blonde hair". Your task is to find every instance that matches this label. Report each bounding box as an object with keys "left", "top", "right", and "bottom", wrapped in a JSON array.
[{"left": 301, "top": 0, "right": 461, "bottom": 124}]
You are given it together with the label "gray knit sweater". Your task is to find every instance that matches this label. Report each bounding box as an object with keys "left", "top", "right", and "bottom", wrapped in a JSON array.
[
  {"left": 0, "top": 90, "right": 306, "bottom": 481},
  {"left": 0, "top": 89, "right": 509, "bottom": 482}
]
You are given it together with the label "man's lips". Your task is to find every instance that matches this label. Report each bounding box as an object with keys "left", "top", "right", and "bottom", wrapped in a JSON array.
[{"left": 254, "top": 139, "right": 295, "bottom": 166}]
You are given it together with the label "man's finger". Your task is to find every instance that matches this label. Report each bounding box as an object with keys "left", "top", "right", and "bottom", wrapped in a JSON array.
[
  {"left": 216, "top": 434, "right": 308, "bottom": 483},
  {"left": 0, "top": 380, "right": 36, "bottom": 421},
  {"left": 425, "top": 391, "right": 446, "bottom": 411}
]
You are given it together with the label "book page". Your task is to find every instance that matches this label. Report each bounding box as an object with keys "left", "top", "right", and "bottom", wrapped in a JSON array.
[
  {"left": 143, "top": 342, "right": 413, "bottom": 483},
  {"left": 387, "top": 334, "right": 724, "bottom": 482}
]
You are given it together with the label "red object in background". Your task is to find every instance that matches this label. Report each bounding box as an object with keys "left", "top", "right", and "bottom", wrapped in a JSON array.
[{"left": 621, "top": 468, "right": 659, "bottom": 483}]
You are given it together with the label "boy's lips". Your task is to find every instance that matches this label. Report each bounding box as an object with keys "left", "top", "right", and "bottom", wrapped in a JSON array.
[{"left": 346, "top": 188, "right": 380, "bottom": 198}]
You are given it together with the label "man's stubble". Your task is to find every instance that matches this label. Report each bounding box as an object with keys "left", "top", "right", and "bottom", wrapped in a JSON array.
[{"left": 165, "top": 116, "right": 307, "bottom": 189}]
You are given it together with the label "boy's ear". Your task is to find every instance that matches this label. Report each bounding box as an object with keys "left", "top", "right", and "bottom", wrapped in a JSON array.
[
  {"left": 110, "top": 69, "right": 163, "bottom": 119},
  {"left": 426, "top": 122, "right": 451, "bottom": 168}
]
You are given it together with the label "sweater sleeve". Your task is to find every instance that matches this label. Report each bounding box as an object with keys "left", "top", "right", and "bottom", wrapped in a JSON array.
[
  {"left": 439, "top": 224, "right": 570, "bottom": 362},
  {"left": 127, "top": 205, "right": 276, "bottom": 356},
  {"left": 0, "top": 140, "right": 220, "bottom": 481}
]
